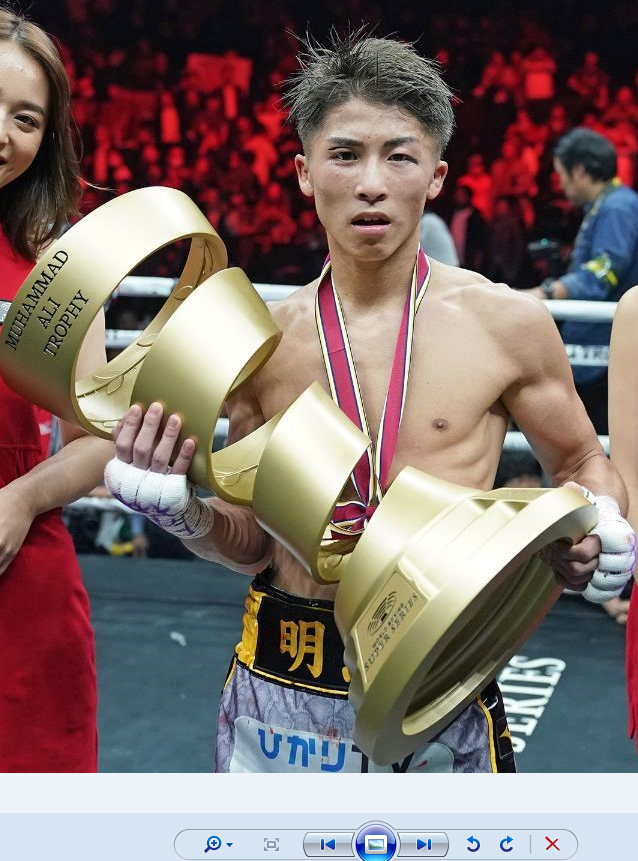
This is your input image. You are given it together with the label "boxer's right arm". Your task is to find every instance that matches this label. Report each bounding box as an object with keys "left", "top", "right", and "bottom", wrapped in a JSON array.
[{"left": 108, "top": 393, "right": 271, "bottom": 575}]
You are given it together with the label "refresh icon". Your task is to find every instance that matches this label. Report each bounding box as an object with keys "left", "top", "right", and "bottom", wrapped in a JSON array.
[
  {"left": 500, "top": 836, "right": 513, "bottom": 852},
  {"left": 467, "top": 836, "right": 480, "bottom": 852}
]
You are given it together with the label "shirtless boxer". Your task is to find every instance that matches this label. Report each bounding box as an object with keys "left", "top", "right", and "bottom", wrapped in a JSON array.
[{"left": 105, "top": 33, "right": 634, "bottom": 773}]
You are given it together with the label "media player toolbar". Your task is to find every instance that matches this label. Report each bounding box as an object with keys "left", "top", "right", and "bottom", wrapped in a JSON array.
[{"left": 174, "top": 826, "right": 577, "bottom": 859}]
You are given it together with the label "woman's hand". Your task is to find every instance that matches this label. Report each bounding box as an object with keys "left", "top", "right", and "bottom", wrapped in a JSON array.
[{"left": 0, "top": 486, "right": 36, "bottom": 575}]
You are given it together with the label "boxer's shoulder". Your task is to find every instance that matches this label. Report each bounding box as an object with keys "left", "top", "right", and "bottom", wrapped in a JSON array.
[
  {"left": 430, "top": 264, "right": 557, "bottom": 356},
  {"left": 266, "top": 280, "right": 317, "bottom": 332},
  {"left": 431, "top": 262, "right": 540, "bottom": 320},
  {"left": 429, "top": 258, "right": 492, "bottom": 290}
]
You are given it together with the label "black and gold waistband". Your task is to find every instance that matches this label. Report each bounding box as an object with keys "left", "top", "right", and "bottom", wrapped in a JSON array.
[{"left": 234, "top": 571, "right": 350, "bottom": 697}]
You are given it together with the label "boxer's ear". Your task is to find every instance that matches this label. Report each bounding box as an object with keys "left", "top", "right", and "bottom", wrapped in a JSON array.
[
  {"left": 295, "top": 154, "right": 314, "bottom": 198},
  {"left": 426, "top": 160, "right": 448, "bottom": 200}
]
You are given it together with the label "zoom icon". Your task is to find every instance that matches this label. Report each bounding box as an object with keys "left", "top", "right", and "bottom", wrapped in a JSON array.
[{"left": 205, "top": 836, "right": 222, "bottom": 852}]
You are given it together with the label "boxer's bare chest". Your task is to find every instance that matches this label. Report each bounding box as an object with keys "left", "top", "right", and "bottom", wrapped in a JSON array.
[{"left": 255, "top": 290, "right": 513, "bottom": 491}]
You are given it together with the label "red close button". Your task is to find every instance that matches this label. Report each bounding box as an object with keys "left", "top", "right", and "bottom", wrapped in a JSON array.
[{"left": 545, "top": 836, "right": 560, "bottom": 851}]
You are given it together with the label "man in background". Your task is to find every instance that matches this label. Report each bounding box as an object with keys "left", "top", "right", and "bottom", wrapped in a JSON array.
[{"left": 529, "top": 128, "right": 638, "bottom": 435}]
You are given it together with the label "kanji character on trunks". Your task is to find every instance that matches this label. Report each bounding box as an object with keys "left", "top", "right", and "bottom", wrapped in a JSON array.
[{"left": 106, "top": 29, "right": 634, "bottom": 772}]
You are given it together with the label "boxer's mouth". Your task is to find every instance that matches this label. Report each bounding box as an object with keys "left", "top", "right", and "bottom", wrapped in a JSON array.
[{"left": 351, "top": 212, "right": 390, "bottom": 225}]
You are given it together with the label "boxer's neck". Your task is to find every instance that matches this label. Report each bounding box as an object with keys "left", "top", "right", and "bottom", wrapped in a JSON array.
[{"left": 327, "top": 242, "right": 419, "bottom": 313}]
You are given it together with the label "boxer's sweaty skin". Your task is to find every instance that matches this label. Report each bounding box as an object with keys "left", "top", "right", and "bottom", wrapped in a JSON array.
[
  {"left": 116, "top": 98, "right": 626, "bottom": 596},
  {"left": 218, "top": 258, "right": 616, "bottom": 600}
]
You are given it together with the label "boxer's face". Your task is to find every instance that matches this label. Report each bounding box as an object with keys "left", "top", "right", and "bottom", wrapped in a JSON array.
[
  {"left": 295, "top": 98, "right": 448, "bottom": 263},
  {"left": 0, "top": 42, "right": 49, "bottom": 190}
]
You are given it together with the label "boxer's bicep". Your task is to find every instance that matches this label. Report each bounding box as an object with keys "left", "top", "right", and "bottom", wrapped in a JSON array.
[{"left": 501, "top": 304, "right": 604, "bottom": 486}]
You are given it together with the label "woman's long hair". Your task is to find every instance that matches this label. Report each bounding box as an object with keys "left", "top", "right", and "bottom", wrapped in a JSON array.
[{"left": 0, "top": 6, "right": 80, "bottom": 261}]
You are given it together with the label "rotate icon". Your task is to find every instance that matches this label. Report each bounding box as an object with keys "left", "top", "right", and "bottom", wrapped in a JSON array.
[
  {"left": 467, "top": 836, "right": 480, "bottom": 853},
  {"left": 500, "top": 835, "right": 513, "bottom": 852}
]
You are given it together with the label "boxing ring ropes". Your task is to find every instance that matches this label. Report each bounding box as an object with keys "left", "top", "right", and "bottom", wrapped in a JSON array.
[{"left": 67, "top": 281, "right": 614, "bottom": 515}]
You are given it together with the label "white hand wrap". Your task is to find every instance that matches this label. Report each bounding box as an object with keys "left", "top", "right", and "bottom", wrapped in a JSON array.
[
  {"left": 104, "top": 457, "right": 214, "bottom": 540},
  {"left": 577, "top": 486, "right": 636, "bottom": 603}
]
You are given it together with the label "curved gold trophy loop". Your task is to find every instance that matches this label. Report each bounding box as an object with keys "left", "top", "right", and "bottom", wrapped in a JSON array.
[
  {"left": 252, "top": 383, "right": 370, "bottom": 580},
  {"left": 130, "top": 266, "right": 284, "bottom": 500},
  {"left": 334, "top": 472, "right": 598, "bottom": 765},
  {"left": 0, "top": 187, "right": 227, "bottom": 434}
]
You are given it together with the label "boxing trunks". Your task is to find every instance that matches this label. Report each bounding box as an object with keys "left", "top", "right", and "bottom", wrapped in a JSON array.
[{"left": 215, "top": 570, "right": 515, "bottom": 773}]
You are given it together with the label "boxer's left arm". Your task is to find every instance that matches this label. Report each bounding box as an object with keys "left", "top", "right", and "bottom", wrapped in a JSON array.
[
  {"left": 0, "top": 312, "right": 113, "bottom": 575},
  {"left": 501, "top": 294, "right": 634, "bottom": 596}
]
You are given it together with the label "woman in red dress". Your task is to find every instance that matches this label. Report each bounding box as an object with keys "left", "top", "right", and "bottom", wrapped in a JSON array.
[{"left": 0, "top": 6, "right": 112, "bottom": 771}]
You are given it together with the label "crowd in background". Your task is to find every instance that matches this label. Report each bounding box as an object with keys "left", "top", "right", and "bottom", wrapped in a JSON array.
[
  {"left": 25, "top": 0, "right": 637, "bottom": 569},
  {"left": 33, "top": 0, "right": 638, "bottom": 315}
]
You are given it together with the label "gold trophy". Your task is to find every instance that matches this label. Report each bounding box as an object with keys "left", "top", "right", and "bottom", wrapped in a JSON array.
[
  {"left": 0, "top": 188, "right": 597, "bottom": 764},
  {"left": 333, "top": 471, "right": 595, "bottom": 763},
  {"left": 0, "top": 186, "right": 227, "bottom": 437}
]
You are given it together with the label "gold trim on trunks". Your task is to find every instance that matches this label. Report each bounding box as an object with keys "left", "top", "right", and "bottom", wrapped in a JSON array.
[{"left": 236, "top": 584, "right": 350, "bottom": 697}]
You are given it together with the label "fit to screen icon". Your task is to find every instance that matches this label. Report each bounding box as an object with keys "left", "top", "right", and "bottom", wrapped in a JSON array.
[{"left": 205, "top": 836, "right": 222, "bottom": 852}]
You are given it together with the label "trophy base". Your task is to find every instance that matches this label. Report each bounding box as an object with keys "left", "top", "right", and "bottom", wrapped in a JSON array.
[{"left": 334, "top": 473, "right": 597, "bottom": 765}]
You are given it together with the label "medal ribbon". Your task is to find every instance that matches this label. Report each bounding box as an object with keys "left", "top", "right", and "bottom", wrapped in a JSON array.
[{"left": 315, "top": 247, "right": 430, "bottom": 536}]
